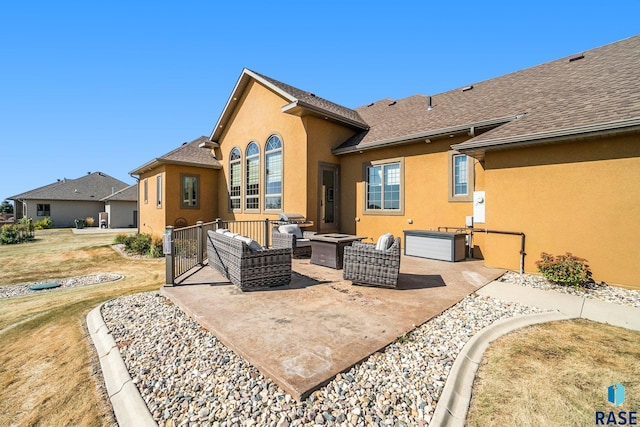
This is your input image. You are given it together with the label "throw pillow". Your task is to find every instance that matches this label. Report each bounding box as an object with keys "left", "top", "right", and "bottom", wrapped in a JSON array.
[
  {"left": 234, "top": 235, "right": 263, "bottom": 251},
  {"left": 278, "top": 224, "right": 303, "bottom": 238},
  {"left": 375, "top": 233, "right": 394, "bottom": 250}
]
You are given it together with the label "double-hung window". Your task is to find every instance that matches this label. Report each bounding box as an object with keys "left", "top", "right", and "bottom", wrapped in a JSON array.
[
  {"left": 245, "top": 142, "right": 260, "bottom": 210},
  {"left": 181, "top": 174, "right": 199, "bottom": 208},
  {"left": 364, "top": 158, "right": 403, "bottom": 214},
  {"left": 229, "top": 147, "right": 242, "bottom": 210},
  {"left": 264, "top": 135, "right": 282, "bottom": 210}
]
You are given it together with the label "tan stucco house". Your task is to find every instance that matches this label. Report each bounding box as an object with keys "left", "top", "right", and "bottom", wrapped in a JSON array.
[
  {"left": 9, "top": 172, "right": 134, "bottom": 228},
  {"left": 133, "top": 35, "right": 640, "bottom": 287},
  {"left": 130, "top": 136, "right": 221, "bottom": 237}
]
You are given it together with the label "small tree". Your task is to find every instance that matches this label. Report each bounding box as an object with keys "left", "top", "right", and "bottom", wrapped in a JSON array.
[{"left": 0, "top": 200, "right": 13, "bottom": 214}]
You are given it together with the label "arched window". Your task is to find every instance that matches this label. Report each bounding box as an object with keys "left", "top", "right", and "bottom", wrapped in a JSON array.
[
  {"left": 229, "top": 147, "right": 241, "bottom": 210},
  {"left": 245, "top": 142, "right": 260, "bottom": 210},
  {"left": 264, "top": 135, "right": 282, "bottom": 210}
]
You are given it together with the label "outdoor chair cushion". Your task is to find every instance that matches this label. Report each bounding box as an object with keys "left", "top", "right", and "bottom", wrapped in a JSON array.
[
  {"left": 295, "top": 238, "right": 311, "bottom": 247},
  {"left": 223, "top": 231, "right": 239, "bottom": 238},
  {"left": 278, "top": 224, "right": 303, "bottom": 238},
  {"left": 215, "top": 228, "right": 229, "bottom": 234},
  {"left": 375, "top": 233, "right": 394, "bottom": 250},
  {"left": 233, "top": 234, "right": 263, "bottom": 252}
]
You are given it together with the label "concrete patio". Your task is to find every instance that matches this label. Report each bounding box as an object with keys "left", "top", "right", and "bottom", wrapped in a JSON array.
[{"left": 161, "top": 255, "right": 504, "bottom": 400}]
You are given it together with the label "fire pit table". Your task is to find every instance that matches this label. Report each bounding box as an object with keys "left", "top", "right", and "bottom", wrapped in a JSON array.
[{"left": 309, "top": 233, "right": 366, "bottom": 269}]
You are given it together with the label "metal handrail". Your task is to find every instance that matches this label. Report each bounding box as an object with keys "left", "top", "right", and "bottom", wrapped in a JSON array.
[{"left": 164, "top": 218, "right": 273, "bottom": 285}]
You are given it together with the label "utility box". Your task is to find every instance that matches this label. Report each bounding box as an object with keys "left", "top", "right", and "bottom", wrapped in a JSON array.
[{"left": 404, "top": 230, "right": 467, "bottom": 262}]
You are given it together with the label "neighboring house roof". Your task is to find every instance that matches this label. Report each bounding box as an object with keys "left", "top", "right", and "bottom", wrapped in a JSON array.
[
  {"left": 210, "top": 68, "right": 368, "bottom": 142},
  {"left": 101, "top": 183, "right": 138, "bottom": 202},
  {"left": 9, "top": 172, "right": 131, "bottom": 202},
  {"left": 129, "top": 136, "right": 222, "bottom": 175},
  {"left": 329, "top": 35, "right": 640, "bottom": 157}
]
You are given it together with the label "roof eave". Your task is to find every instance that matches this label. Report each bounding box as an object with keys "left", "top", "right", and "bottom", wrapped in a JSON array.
[
  {"left": 333, "top": 114, "right": 522, "bottom": 155},
  {"left": 282, "top": 100, "right": 369, "bottom": 130},
  {"left": 452, "top": 117, "right": 640, "bottom": 159},
  {"left": 130, "top": 158, "right": 222, "bottom": 176}
]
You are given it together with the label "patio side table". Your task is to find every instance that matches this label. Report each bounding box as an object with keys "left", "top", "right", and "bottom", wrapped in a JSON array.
[{"left": 309, "top": 234, "right": 366, "bottom": 269}]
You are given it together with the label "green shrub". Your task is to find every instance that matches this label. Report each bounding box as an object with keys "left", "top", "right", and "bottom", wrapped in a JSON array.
[
  {"left": 1, "top": 224, "right": 20, "bottom": 244},
  {"left": 0, "top": 220, "right": 34, "bottom": 244},
  {"left": 114, "top": 233, "right": 163, "bottom": 257},
  {"left": 113, "top": 233, "right": 131, "bottom": 245},
  {"left": 148, "top": 237, "right": 164, "bottom": 258},
  {"left": 129, "top": 233, "right": 152, "bottom": 254},
  {"left": 34, "top": 217, "right": 53, "bottom": 230},
  {"left": 536, "top": 252, "right": 593, "bottom": 288}
]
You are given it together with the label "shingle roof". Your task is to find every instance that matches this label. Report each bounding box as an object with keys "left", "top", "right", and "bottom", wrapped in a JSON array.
[
  {"left": 250, "top": 70, "right": 368, "bottom": 128},
  {"left": 9, "top": 172, "right": 131, "bottom": 201},
  {"left": 129, "top": 136, "right": 222, "bottom": 175},
  {"left": 333, "top": 35, "right": 640, "bottom": 155},
  {"left": 101, "top": 183, "right": 138, "bottom": 202},
  {"left": 210, "top": 69, "right": 368, "bottom": 142}
]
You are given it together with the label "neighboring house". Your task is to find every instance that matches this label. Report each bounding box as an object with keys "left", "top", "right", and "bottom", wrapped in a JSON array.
[
  {"left": 136, "top": 36, "right": 640, "bottom": 287},
  {"left": 100, "top": 184, "right": 138, "bottom": 228},
  {"left": 129, "top": 136, "right": 222, "bottom": 237},
  {"left": 9, "top": 172, "right": 133, "bottom": 228}
]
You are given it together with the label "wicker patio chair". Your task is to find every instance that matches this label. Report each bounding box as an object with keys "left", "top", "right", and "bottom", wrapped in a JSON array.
[
  {"left": 271, "top": 224, "right": 315, "bottom": 258},
  {"left": 207, "top": 230, "right": 292, "bottom": 291},
  {"left": 343, "top": 237, "right": 401, "bottom": 288}
]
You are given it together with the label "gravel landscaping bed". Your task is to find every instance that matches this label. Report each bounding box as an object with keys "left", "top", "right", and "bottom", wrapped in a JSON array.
[
  {"left": 102, "top": 292, "right": 546, "bottom": 426},
  {"left": 499, "top": 271, "right": 640, "bottom": 308},
  {"left": 0, "top": 273, "right": 123, "bottom": 299}
]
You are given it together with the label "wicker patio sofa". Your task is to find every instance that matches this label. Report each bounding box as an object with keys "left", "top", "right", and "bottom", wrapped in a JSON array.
[
  {"left": 207, "top": 230, "right": 292, "bottom": 291},
  {"left": 271, "top": 224, "right": 315, "bottom": 258},
  {"left": 343, "top": 236, "right": 401, "bottom": 288}
]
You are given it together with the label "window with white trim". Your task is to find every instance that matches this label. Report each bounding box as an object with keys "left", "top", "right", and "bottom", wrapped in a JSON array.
[
  {"left": 245, "top": 142, "right": 260, "bottom": 210},
  {"left": 364, "top": 158, "right": 403, "bottom": 214},
  {"left": 264, "top": 135, "right": 282, "bottom": 210},
  {"left": 229, "top": 147, "right": 242, "bottom": 210}
]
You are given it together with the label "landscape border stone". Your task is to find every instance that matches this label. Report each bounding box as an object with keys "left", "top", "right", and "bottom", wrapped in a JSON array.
[{"left": 86, "top": 305, "right": 157, "bottom": 427}]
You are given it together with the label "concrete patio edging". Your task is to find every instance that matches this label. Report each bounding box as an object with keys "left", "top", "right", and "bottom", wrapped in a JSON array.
[
  {"left": 430, "top": 311, "right": 573, "bottom": 427},
  {"left": 86, "top": 305, "right": 157, "bottom": 427}
]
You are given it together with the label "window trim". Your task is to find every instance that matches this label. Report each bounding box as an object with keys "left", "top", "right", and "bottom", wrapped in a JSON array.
[
  {"left": 229, "top": 147, "right": 242, "bottom": 212},
  {"left": 245, "top": 142, "right": 260, "bottom": 212},
  {"left": 448, "top": 151, "right": 474, "bottom": 202},
  {"left": 362, "top": 157, "right": 404, "bottom": 216},
  {"left": 143, "top": 179, "right": 148, "bottom": 204},
  {"left": 180, "top": 174, "right": 200, "bottom": 209},
  {"left": 264, "top": 134, "right": 283, "bottom": 212}
]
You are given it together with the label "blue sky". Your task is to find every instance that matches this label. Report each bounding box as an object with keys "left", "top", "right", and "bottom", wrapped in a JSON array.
[{"left": 1, "top": 1, "right": 638, "bottom": 203}]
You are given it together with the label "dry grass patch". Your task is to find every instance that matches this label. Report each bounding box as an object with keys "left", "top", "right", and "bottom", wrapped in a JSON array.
[
  {"left": 0, "top": 228, "right": 163, "bottom": 425},
  {"left": 467, "top": 319, "right": 640, "bottom": 427}
]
